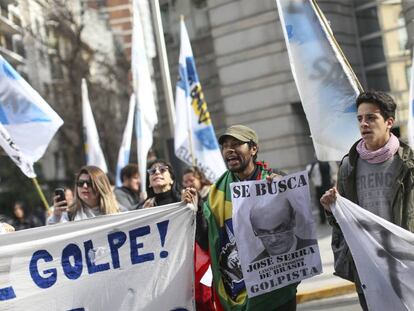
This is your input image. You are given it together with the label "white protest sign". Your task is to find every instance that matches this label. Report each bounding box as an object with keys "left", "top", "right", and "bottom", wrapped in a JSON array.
[
  {"left": 0, "top": 202, "right": 195, "bottom": 311},
  {"left": 230, "top": 171, "right": 322, "bottom": 297}
]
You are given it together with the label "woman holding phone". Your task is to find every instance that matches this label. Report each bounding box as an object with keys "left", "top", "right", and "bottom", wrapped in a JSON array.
[{"left": 47, "top": 166, "right": 119, "bottom": 224}]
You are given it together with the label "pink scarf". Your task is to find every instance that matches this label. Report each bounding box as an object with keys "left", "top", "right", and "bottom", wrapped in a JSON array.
[{"left": 356, "top": 133, "right": 399, "bottom": 164}]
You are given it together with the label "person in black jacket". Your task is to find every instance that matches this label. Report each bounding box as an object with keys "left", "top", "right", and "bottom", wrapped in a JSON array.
[{"left": 142, "top": 159, "right": 197, "bottom": 208}]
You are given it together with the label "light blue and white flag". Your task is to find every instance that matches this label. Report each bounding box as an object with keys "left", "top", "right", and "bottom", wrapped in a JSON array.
[
  {"left": 408, "top": 50, "right": 414, "bottom": 148},
  {"left": 81, "top": 78, "right": 108, "bottom": 173},
  {"left": 0, "top": 56, "right": 63, "bottom": 177},
  {"left": 276, "top": 0, "right": 362, "bottom": 161},
  {"left": 115, "top": 94, "right": 136, "bottom": 187},
  {"left": 132, "top": 0, "right": 158, "bottom": 192},
  {"left": 174, "top": 19, "right": 225, "bottom": 181}
]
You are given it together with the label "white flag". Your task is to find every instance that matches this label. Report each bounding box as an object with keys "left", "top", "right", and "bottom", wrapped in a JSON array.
[
  {"left": 0, "top": 56, "right": 63, "bottom": 177},
  {"left": 132, "top": 0, "right": 158, "bottom": 192},
  {"left": 332, "top": 196, "right": 414, "bottom": 311},
  {"left": 408, "top": 50, "right": 414, "bottom": 148},
  {"left": 0, "top": 202, "right": 196, "bottom": 310},
  {"left": 174, "top": 19, "right": 225, "bottom": 182},
  {"left": 81, "top": 78, "right": 108, "bottom": 172},
  {"left": 115, "top": 94, "right": 136, "bottom": 187},
  {"left": 276, "top": 0, "right": 362, "bottom": 161}
]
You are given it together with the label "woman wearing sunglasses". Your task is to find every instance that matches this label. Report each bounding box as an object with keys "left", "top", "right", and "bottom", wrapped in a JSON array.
[
  {"left": 48, "top": 166, "right": 119, "bottom": 224},
  {"left": 142, "top": 159, "right": 197, "bottom": 208}
]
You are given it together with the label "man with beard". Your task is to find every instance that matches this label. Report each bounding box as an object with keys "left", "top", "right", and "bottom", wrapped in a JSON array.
[{"left": 201, "top": 125, "right": 298, "bottom": 311}]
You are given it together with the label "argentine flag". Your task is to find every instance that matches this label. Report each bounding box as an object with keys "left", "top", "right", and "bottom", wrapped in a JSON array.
[
  {"left": 0, "top": 56, "right": 63, "bottom": 177},
  {"left": 276, "top": 0, "right": 362, "bottom": 161},
  {"left": 174, "top": 19, "right": 225, "bottom": 181},
  {"left": 81, "top": 78, "right": 108, "bottom": 172},
  {"left": 116, "top": 93, "right": 136, "bottom": 187},
  {"left": 132, "top": 0, "right": 158, "bottom": 193}
]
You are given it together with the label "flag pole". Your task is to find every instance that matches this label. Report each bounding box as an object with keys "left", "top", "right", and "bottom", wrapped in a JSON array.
[
  {"left": 311, "top": 0, "right": 364, "bottom": 92},
  {"left": 31, "top": 177, "right": 50, "bottom": 211},
  {"left": 181, "top": 15, "right": 196, "bottom": 167},
  {"left": 150, "top": 0, "right": 175, "bottom": 137}
]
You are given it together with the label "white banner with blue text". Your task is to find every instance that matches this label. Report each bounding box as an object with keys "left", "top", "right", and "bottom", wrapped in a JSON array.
[{"left": 0, "top": 202, "right": 195, "bottom": 311}]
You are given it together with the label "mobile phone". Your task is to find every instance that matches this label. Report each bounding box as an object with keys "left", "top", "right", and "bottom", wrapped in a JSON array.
[{"left": 54, "top": 188, "right": 66, "bottom": 203}]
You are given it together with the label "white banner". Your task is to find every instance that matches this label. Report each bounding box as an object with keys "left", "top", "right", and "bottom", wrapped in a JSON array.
[
  {"left": 333, "top": 196, "right": 414, "bottom": 311},
  {"left": 132, "top": 0, "right": 158, "bottom": 193},
  {"left": 81, "top": 78, "right": 108, "bottom": 172},
  {"left": 230, "top": 171, "right": 321, "bottom": 297},
  {"left": 276, "top": 0, "right": 361, "bottom": 161},
  {"left": 408, "top": 49, "right": 414, "bottom": 148},
  {"left": 0, "top": 56, "right": 63, "bottom": 177},
  {"left": 174, "top": 19, "right": 225, "bottom": 182},
  {"left": 116, "top": 93, "right": 136, "bottom": 187},
  {"left": 0, "top": 202, "right": 195, "bottom": 311}
]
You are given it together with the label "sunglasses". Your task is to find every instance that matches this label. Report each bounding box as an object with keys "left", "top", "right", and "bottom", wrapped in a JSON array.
[
  {"left": 147, "top": 165, "right": 169, "bottom": 176},
  {"left": 76, "top": 179, "right": 93, "bottom": 188}
]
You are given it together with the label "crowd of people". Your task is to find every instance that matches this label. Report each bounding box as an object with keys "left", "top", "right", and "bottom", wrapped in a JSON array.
[{"left": 1, "top": 90, "right": 413, "bottom": 311}]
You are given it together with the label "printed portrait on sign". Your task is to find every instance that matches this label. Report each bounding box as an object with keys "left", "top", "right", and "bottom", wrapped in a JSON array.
[{"left": 250, "top": 197, "right": 317, "bottom": 262}]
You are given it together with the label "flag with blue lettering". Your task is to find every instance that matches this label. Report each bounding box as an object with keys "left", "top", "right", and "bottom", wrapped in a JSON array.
[
  {"left": 0, "top": 202, "right": 196, "bottom": 311},
  {"left": 116, "top": 94, "right": 136, "bottom": 187},
  {"left": 132, "top": 0, "right": 158, "bottom": 193},
  {"left": 174, "top": 19, "right": 225, "bottom": 182},
  {"left": 0, "top": 56, "right": 63, "bottom": 178},
  {"left": 81, "top": 78, "right": 108, "bottom": 173},
  {"left": 408, "top": 50, "right": 414, "bottom": 148},
  {"left": 276, "top": 0, "right": 362, "bottom": 161},
  {"left": 332, "top": 196, "right": 414, "bottom": 311}
]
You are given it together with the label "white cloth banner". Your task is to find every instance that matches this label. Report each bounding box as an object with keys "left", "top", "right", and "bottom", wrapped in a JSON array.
[
  {"left": 174, "top": 19, "right": 225, "bottom": 182},
  {"left": 276, "top": 0, "right": 361, "bottom": 161},
  {"left": 132, "top": 0, "right": 158, "bottom": 193},
  {"left": 81, "top": 78, "right": 108, "bottom": 172},
  {"left": 407, "top": 49, "right": 414, "bottom": 148},
  {"left": 332, "top": 196, "right": 414, "bottom": 311},
  {"left": 230, "top": 171, "right": 321, "bottom": 298},
  {"left": 0, "top": 56, "right": 63, "bottom": 177},
  {"left": 0, "top": 202, "right": 196, "bottom": 311},
  {"left": 116, "top": 93, "right": 136, "bottom": 187}
]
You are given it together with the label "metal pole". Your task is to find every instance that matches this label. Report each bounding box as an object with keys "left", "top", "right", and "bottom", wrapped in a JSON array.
[{"left": 150, "top": 0, "right": 176, "bottom": 137}]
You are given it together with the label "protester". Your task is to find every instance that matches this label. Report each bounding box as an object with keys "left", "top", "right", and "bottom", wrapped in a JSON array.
[
  {"left": 182, "top": 166, "right": 212, "bottom": 201},
  {"left": 48, "top": 165, "right": 120, "bottom": 224},
  {"left": 114, "top": 164, "right": 143, "bottom": 211},
  {"left": 182, "top": 166, "right": 214, "bottom": 311},
  {"left": 320, "top": 91, "right": 414, "bottom": 311},
  {"left": 306, "top": 160, "right": 338, "bottom": 224},
  {"left": 201, "top": 124, "right": 298, "bottom": 311},
  {"left": 142, "top": 159, "right": 197, "bottom": 208},
  {"left": 143, "top": 160, "right": 211, "bottom": 309},
  {"left": 11, "top": 201, "right": 41, "bottom": 230}
]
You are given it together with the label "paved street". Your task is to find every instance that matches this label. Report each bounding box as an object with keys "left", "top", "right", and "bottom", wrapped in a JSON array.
[{"left": 298, "top": 294, "right": 361, "bottom": 311}]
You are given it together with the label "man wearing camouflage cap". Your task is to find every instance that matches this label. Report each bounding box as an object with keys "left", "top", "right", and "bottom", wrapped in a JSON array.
[{"left": 201, "top": 124, "right": 298, "bottom": 310}]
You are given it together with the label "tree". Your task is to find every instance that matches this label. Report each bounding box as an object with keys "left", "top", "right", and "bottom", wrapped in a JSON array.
[{"left": 22, "top": 0, "right": 130, "bottom": 181}]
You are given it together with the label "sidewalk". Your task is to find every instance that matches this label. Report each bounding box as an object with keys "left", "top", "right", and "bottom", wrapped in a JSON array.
[{"left": 296, "top": 221, "right": 356, "bottom": 303}]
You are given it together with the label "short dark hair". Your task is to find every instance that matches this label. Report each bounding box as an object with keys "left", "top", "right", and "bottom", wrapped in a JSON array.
[
  {"left": 120, "top": 164, "right": 139, "bottom": 182},
  {"left": 356, "top": 91, "right": 396, "bottom": 120},
  {"left": 145, "top": 159, "right": 180, "bottom": 198},
  {"left": 248, "top": 140, "right": 258, "bottom": 162}
]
